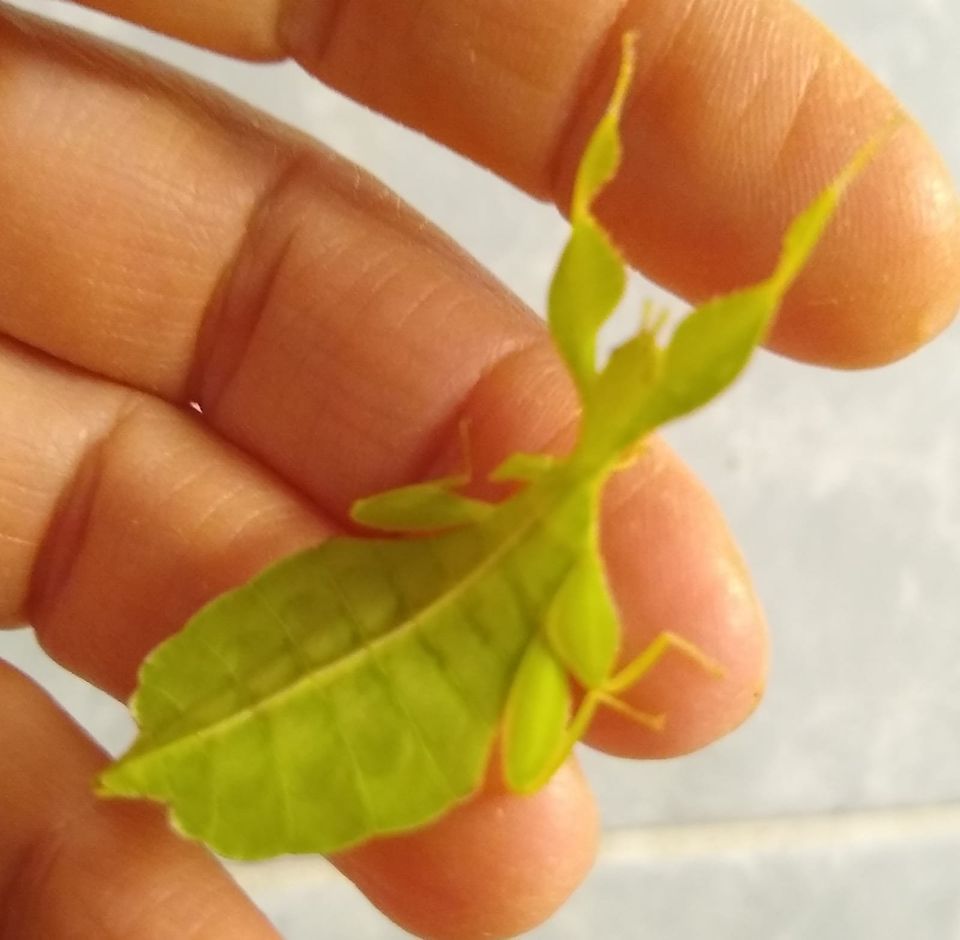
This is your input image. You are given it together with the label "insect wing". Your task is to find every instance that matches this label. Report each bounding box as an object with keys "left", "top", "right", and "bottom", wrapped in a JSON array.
[
  {"left": 545, "top": 553, "right": 620, "bottom": 689},
  {"left": 502, "top": 636, "right": 572, "bottom": 793}
]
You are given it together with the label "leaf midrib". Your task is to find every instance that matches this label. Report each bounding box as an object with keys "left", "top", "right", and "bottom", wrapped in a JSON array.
[{"left": 115, "top": 470, "right": 595, "bottom": 776}]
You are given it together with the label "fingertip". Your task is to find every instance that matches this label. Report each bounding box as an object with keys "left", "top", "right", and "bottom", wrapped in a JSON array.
[
  {"left": 551, "top": 0, "right": 960, "bottom": 369},
  {"left": 431, "top": 351, "right": 771, "bottom": 761},
  {"left": 333, "top": 759, "right": 598, "bottom": 940},
  {"left": 0, "top": 663, "right": 280, "bottom": 940},
  {"left": 768, "top": 119, "right": 960, "bottom": 367},
  {"left": 586, "top": 441, "right": 769, "bottom": 759}
]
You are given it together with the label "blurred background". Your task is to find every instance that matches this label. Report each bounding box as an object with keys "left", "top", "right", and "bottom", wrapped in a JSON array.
[{"left": 2, "top": 1, "right": 958, "bottom": 937}]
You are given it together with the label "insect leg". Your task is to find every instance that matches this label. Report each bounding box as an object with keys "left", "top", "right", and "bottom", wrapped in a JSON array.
[
  {"left": 603, "top": 631, "right": 724, "bottom": 698},
  {"left": 505, "top": 691, "right": 603, "bottom": 795},
  {"left": 511, "top": 673, "right": 668, "bottom": 794},
  {"left": 579, "top": 632, "right": 725, "bottom": 733},
  {"left": 503, "top": 631, "right": 711, "bottom": 794},
  {"left": 588, "top": 693, "right": 665, "bottom": 731}
]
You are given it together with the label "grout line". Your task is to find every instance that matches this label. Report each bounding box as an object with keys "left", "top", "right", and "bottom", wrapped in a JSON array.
[
  {"left": 226, "top": 803, "right": 960, "bottom": 890},
  {"left": 599, "top": 803, "right": 960, "bottom": 860},
  {"left": 226, "top": 856, "right": 341, "bottom": 891}
]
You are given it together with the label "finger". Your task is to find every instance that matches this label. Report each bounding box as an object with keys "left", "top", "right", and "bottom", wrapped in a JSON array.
[
  {"left": 3, "top": 327, "right": 762, "bottom": 761},
  {"left": 59, "top": 0, "right": 289, "bottom": 59},
  {"left": 0, "top": 661, "right": 280, "bottom": 938},
  {"left": 0, "top": 6, "right": 540, "bottom": 510},
  {"left": 2, "top": 346, "right": 328, "bottom": 695},
  {"left": 0, "top": 340, "right": 600, "bottom": 938},
  {"left": 336, "top": 757, "right": 598, "bottom": 940},
  {"left": 58, "top": 0, "right": 960, "bottom": 365},
  {"left": 0, "top": 9, "right": 765, "bottom": 750},
  {"left": 2, "top": 14, "right": 760, "bottom": 929}
]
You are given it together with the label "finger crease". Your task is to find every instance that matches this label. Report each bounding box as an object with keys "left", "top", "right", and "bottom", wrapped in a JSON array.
[
  {"left": 409, "top": 338, "right": 561, "bottom": 487},
  {"left": 545, "top": 0, "right": 702, "bottom": 207},
  {"left": 185, "top": 149, "right": 314, "bottom": 415},
  {"left": 24, "top": 395, "right": 150, "bottom": 645},
  {"left": 771, "top": 54, "right": 827, "bottom": 175},
  {"left": 281, "top": 0, "right": 350, "bottom": 66},
  {"left": 0, "top": 790, "right": 102, "bottom": 939}
]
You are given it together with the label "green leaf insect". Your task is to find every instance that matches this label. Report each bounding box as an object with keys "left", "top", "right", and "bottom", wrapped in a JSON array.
[{"left": 97, "top": 36, "right": 881, "bottom": 860}]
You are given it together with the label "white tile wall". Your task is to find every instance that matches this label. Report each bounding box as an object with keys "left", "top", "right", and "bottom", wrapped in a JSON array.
[{"left": 2, "top": 1, "right": 958, "bottom": 937}]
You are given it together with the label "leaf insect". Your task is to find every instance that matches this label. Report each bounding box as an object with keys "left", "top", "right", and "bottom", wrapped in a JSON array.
[{"left": 97, "top": 35, "right": 884, "bottom": 859}]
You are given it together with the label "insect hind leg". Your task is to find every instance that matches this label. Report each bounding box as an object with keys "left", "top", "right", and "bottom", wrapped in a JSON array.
[
  {"left": 595, "top": 631, "right": 724, "bottom": 729},
  {"left": 591, "top": 692, "right": 665, "bottom": 731},
  {"left": 507, "top": 632, "right": 723, "bottom": 793}
]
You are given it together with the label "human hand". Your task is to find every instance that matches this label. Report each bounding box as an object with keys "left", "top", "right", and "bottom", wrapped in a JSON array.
[{"left": 1, "top": 2, "right": 957, "bottom": 938}]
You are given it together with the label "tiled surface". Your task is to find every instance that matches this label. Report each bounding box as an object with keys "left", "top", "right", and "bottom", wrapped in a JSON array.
[
  {"left": 222, "top": 807, "right": 960, "bottom": 940},
  {"left": 2, "top": 1, "right": 958, "bottom": 937},
  {"left": 539, "top": 816, "right": 960, "bottom": 940}
]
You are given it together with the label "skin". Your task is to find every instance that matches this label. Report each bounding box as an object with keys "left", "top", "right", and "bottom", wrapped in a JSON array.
[{"left": 0, "top": 0, "right": 956, "bottom": 937}]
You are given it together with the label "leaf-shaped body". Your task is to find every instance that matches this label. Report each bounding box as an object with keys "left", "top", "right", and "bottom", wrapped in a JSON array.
[
  {"left": 98, "top": 33, "right": 883, "bottom": 861},
  {"left": 100, "top": 471, "right": 597, "bottom": 859}
]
